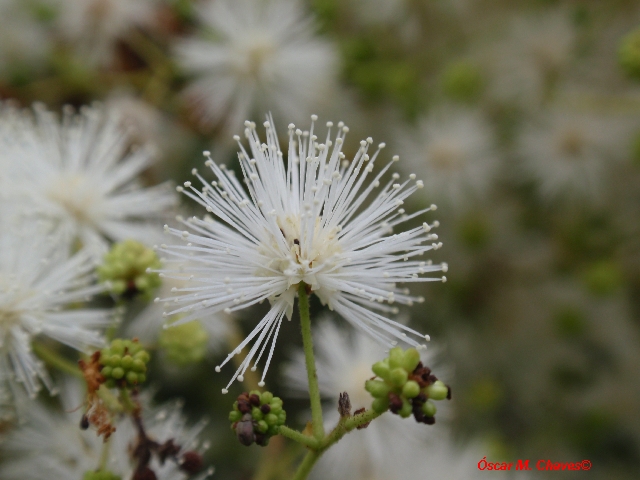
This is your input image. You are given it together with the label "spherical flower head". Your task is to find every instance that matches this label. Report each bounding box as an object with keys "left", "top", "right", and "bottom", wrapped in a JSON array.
[
  {"left": 158, "top": 115, "right": 446, "bottom": 392},
  {"left": 99, "top": 338, "right": 150, "bottom": 388},
  {"left": 0, "top": 219, "right": 110, "bottom": 415},
  {"left": 229, "top": 390, "right": 286, "bottom": 446},
  {"left": 396, "top": 108, "right": 496, "bottom": 211},
  {"left": 618, "top": 26, "right": 640, "bottom": 81},
  {"left": 440, "top": 61, "right": 484, "bottom": 103},
  {"left": 159, "top": 319, "right": 209, "bottom": 366},
  {"left": 97, "top": 239, "right": 162, "bottom": 300},
  {"left": 175, "top": 0, "right": 338, "bottom": 131},
  {"left": 1, "top": 103, "right": 177, "bottom": 256}
]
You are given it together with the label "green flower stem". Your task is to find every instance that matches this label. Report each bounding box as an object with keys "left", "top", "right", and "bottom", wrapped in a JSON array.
[
  {"left": 291, "top": 450, "right": 321, "bottom": 480},
  {"left": 278, "top": 426, "right": 319, "bottom": 449},
  {"left": 287, "top": 409, "right": 384, "bottom": 479},
  {"left": 297, "top": 283, "right": 324, "bottom": 441},
  {"left": 119, "top": 388, "right": 137, "bottom": 413},
  {"left": 32, "top": 342, "right": 82, "bottom": 378},
  {"left": 98, "top": 436, "right": 112, "bottom": 471}
]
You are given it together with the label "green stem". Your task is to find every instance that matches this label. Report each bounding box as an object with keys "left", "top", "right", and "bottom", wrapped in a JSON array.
[
  {"left": 278, "top": 426, "right": 318, "bottom": 449},
  {"left": 98, "top": 436, "right": 111, "bottom": 471},
  {"left": 297, "top": 283, "right": 324, "bottom": 441},
  {"left": 119, "top": 388, "right": 137, "bottom": 413},
  {"left": 32, "top": 342, "right": 82, "bottom": 378},
  {"left": 291, "top": 450, "right": 321, "bottom": 480},
  {"left": 318, "top": 409, "right": 383, "bottom": 450}
]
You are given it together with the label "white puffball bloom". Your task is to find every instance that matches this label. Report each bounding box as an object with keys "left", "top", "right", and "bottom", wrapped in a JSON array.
[
  {"left": 0, "top": 381, "right": 214, "bottom": 480},
  {"left": 283, "top": 321, "right": 480, "bottom": 480},
  {"left": 158, "top": 116, "right": 445, "bottom": 391},
  {"left": 489, "top": 11, "right": 575, "bottom": 104},
  {"left": 51, "top": 0, "right": 160, "bottom": 67},
  {"left": 0, "top": 103, "right": 177, "bottom": 256},
  {"left": 517, "top": 110, "right": 631, "bottom": 203},
  {"left": 396, "top": 108, "right": 497, "bottom": 210},
  {"left": 0, "top": 219, "right": 110, "bottom": 417},
  {"left": 175, "top": 0, "right": 338, "bottom": 131}
]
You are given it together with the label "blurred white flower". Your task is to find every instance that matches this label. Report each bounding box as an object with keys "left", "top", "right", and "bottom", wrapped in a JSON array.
[
  {"left": 175, "top": 0, "right": 338, "bottom": 131},
  {"left": 396, "top": 108, "right": 497, "bottom": 210},
  {"left": 51, "top": 0, "right": 160, "bottom": 67},
  {"left": 0, "top": 103, "right": 176, "bottom": 255},
  {"left": 0, "top": 219, "right": 109, "bottom": 416},
  {"left": 158, "top": 117, "right": 445, "bottom": 391},
  {"left": 0, "top": 380, "right": 213, "bottom": 480},
  {"left": 517, "top": 109, "right": 631, "bottom": 203},
  {"left": 283, "top": 320, "right": 480, "bottom": 480},
  {"left": 489, "top": 11, "right": 575, "bottom": 103},
  {"left": 0, "top": 0, "right": 51, "bottom": 76}
]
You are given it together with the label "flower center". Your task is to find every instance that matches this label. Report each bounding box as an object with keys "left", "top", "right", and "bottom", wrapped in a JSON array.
[
  {"left": 557, "top": 128, "right": 585, "bottom": 158},
  {"left": 47, "top": 174, "right": 100, "bottom": 224},
  {"left": 235, "top": 34, "right": 276, "bottom": 80},
  {"left": 429, "top": 142, "right": 463, "bottom": 171}
]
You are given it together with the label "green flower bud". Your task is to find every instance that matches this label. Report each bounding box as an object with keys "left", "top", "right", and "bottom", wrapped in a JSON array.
[
  {"left": 389, "top": 367, "right": 408, "bottom": 387},
  {"left": 398, "top": 400, "right": 413, "bottom": 418},
  {"left": 261, "top": 391, "right": 273, "bottom": 404},
  {"left": 229, "top": 410, "right": 241, "bottom": 422},
  {"left": 97, "top": 239, "right": 162, "bottom": 300},
  {"left": 401, "top": 348, "right": 421, "bottom": 373},
  {"left": 388, "top": 347, "right": 404, "bottom": 369},
  {"left": 372, "top": 397, "right": 390, "bottom": 413},
  {"left": 427, "top": 380, "right": 449, "bottom": 401},
  {"left": 619, "top": 27, "right": 640, "bottom": 81},
  {"left": 83, "top": 470, "right": 122, "bottom": 480},
  {"left": 265, "top": 413, "right": 278, "bottom": 426},
  {"left": 365, "top": 379, "right": 391, "bottom": 398},
  {"left": 99, "top": 338, "right": 150, "bottom": 387},
  {"left": 422, "top": 400, "right": 437, "bottom": 417},
  {"left": 402, "top": 380, "right": 421, "bottom": 399},
  {"left": 267, "top": 425, "right": 279, "bottom": 436},
  {"left": 277, "top": 410, "right": 286, "bottom": 424},
  {"left": 251, "top": 407, "right": 263, "bottom": 421},
  {"left": 257, "top": 420, "right": 269, "bottom": 433},
  {"left": 159, "top": 319, "right": 209, "bottom": 366},
  {"left": 371, "top": 360, "right": 390, "bottom": 380}
]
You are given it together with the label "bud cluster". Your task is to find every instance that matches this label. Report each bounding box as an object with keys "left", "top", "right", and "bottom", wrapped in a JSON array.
[
  {"left": 99, "top": 339, "right": 150, "bottom": 388},
  {"left": 159, "top": 320, "right": 209, "bottom": 366},
  {"left": 365, "top": 347, "right": 450, "bottom": 425},
  {"left": 98, "top": 239, "right": 162, "bottom": 300},
  {"left": 229, "top": 391, "right": 286, "bottom": 447},
  {"left": 83, "top": 471, "right": 121, "bottom": 480}
]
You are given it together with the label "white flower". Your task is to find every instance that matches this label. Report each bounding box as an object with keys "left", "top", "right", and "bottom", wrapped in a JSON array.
[
  {"left": 517, "top": 109, "right": 631, "bottom": 203},
  {"left": 157, "top": 116, "right": 445, "bottom": 392},
  {"left": 395, "top": 108, "right": 497, "bottom": 210},
  {"left": 0, "top": 103, "right": 176, "bottom": 255},
  {"left": 0, "top": 380, "right": 214, "bottom": 480},
  {"left": 0, "top": 219, "right": 110, "bottom": 416},
  {"left": 283, "top": 320, "right": 480, "bottom": 480},
  {"left": 175, "top": 0, "right": 338, "bottom": 131},
  {"left": 52, "top": 0, "right": 160, "bottom": 67},
  {"left": 488, "top": 11, "right": 575, "bottom": 104}
]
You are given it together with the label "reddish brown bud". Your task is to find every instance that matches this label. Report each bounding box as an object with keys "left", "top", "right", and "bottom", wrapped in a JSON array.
[
  {"left": 249, "top": 394, "right": 261, "bottom": 406},
  {"left": 133, "top": 466, "right": 157, "bottom": 480},
  {"left": 260, "top": 403, "right": 271, "bottom": 414},
  {"left": 180, "top": 451, "right": 204, "bottom": 474}
]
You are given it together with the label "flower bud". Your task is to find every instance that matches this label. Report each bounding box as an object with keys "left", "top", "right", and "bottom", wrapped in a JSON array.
[
  {"left": 372, "top": 397, "right": 390, "bottom": 413},
  {"left": 230, "top": 391, "right": 286, "bottom": 446},
  {"left": 98, "top": 240, "right": 162, "bottom": 300},
  {"left": 402, "top": 380, "right": 420, "bottom": 399},
  {"left": 365, "top": 379, "right": 391, "bottom": 398},
  {"left": 422, "top": 400, "right": 437, "bottom": 417},
  {"left": 401, "top": 348, "right": 421, "bottom": 373},
  {"left": 371, "top": 360, "right": 390, "bottom": 380},
  {"left": 389, "top": 367, "right": 408, "bottom": 387},
  {"left": 99, "top": 339, "right": 150, "bottom": 388},
  {"left": 427, "top": 380, "right": 449, "bottom": 400},
  {"left": 159, "top": 319, "right": 209, "bottom": 366},
  {"left": 388, "top": 347, "right": 405, "bottom": 369}
]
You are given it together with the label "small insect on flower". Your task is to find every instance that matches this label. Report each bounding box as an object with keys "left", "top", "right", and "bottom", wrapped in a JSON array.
[{"left": 158, "top": 115, "right": 446, "bottom": 392}]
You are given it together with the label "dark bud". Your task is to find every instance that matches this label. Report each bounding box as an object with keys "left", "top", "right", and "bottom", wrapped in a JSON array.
[
  {"left": 249, "top": 394, "right": 261, "bottom": 406},
  {"left": 338, "top": 392, "right": 351, "bottom": 417},
  {"left": 416, "top": 392, "right": 427, "bottom": 403},
  {"left": 236, "top": 413, "right": 256, "bottom": 446},
  {"left": 446, "top": 386, "right": 452, "bottom": 400},
  {"left": 428, "top": 374, "right": 437, "bottom": 384},
  {"left": 133, "top": 466, "right": 157, "bottom": 480},
  {"left": 388, "top": 393, "right": 403, "bottom": 414},
  {"left": 237, "top": 400, "right": 252, "bottom": 414},
  {"left": 180, "top": 451, "right": 204, "bottom": 474},
  {"left": 158, "top": 439, "right": 181, "bottom": 464},
  {"left": 424, "top": 416, "right": 436, "bottom": 425},
  {"left": 260, "top": 403, "right": 271, "bottom": 414},
  {"left": 255, "top": 432, "right": 269, "bottom": 446},
  {"left": 80, "top": 414, "right": 90, "bottom": 430}
]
